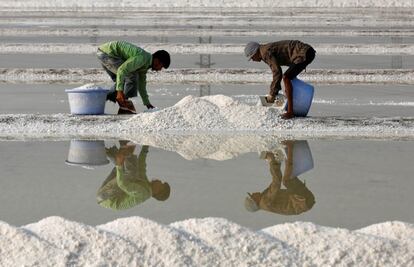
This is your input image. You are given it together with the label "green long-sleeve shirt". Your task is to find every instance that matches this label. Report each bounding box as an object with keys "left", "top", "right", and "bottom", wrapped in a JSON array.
[
  {"left": 97, "top": 146, "right": 151, "bottom": 210},
  {"left": 99, "top": 41, "right": 152, "bottom": 105}
]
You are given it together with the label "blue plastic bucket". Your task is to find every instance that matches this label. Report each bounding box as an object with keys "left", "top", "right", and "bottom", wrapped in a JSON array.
[
  {"left": 65, "top": 88, "right": 109, "bottom": 115},
  {"left": 285, "top": 78, "right": 314, "bottom": 117}
]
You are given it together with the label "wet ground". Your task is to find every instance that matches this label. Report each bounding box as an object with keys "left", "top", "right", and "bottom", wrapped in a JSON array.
[
  {"left": 0, "top": 139, "right": 413, "bottom": 230},
  {"left": 1, "top": 54, "right": 413, "bottom": 69},
  {"left": 1, "top": 83, "right": 413, "bottom": 117}
]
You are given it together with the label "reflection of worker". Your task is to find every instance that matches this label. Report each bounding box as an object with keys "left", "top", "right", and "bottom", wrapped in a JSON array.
[
  {"left": 97, "top": 142, "right": 170, "bottom": 210},
  {"left": 245, "top": 140, "right": 315, "bottom": 215}
]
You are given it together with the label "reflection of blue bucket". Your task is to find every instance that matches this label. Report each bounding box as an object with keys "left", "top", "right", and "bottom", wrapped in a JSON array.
[
  {"left": 65, "top": 140, "right": 109, "bottom": 167},
  {"left": 65, "top": 88, "right": 109, "bottom": 115},
  {"left": 291, "top": 140, "right": 314, "bottom": 178},
  {"left": 285, "top": 78, "right": 314, "bottom": 117}
]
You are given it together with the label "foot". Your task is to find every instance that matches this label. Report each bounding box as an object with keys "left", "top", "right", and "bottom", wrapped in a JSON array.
[
  {"left": 281, "top": 112, "right": 294, "bottom": 120},
  {"left": 117, "top": 108, "right": 135, "bottom": 115}
]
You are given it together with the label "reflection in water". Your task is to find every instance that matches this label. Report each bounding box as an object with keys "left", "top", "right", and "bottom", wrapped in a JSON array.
[
  {"left": 391, "top": 36, "right": 403, "bottom": 69},
  {"left": 64, "top": 138, "right": 314, "bottom": 214},
  {"left": 89, "top": 25, "right": 98, "bottom": 45},
  {"left": 65, "top": 140, "right": 109, "bottom": 168},
  {"left": 245, "top": 140, "right": 315, "bottom": 215},
  {"left": 97, "top": 141, "right": 170, "bottom": 210},
  {"left": 197, "top": 25, "right": 214, "bottom": 96},
  {"left": 152, "top": 32, "right": 169, "bottom": 43}
]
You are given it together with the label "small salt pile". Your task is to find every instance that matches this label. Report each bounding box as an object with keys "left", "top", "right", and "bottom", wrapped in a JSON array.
[{"left": 70, "top": 83, "right": 107, "bottom": 91}]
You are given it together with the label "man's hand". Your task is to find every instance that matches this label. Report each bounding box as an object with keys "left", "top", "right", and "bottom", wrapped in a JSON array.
[
  {"left": 266, "top": 95, "right": 275, "bottom": 103},
  {"left": 264, "top": 152, "right": 275, "bottom": 162},
  {"left": 119, "top": 145, "right": 135, "bottom": 156},
  {"left": 116, "top": 91, "right": 127, "bottom": 105},
  {"left": 146, "top": 103, "right": 155, "bottom": 109},
  {"left": 115, "top": 153, "right": 125, "bottom": 166}
]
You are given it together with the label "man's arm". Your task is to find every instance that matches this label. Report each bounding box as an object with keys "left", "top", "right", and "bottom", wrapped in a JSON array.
[
  {"left": 282, "top": 141, "right": 294, "bottom": 180},
  {"left": 116, "top": 55, "right": 145, "bottom": 93},
  {"left": 137, "top": 72, "right": 151, "bottom": 107},
  {"left": 137, "top": 145, "right": 149, "bottom": 171},
  {"left": 264, "top": 54, "right": 282, "bottom": 102}
]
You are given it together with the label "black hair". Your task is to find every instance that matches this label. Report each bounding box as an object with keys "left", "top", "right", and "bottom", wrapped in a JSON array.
[{"left": 153, "top": 50, "right": 171, "bottom": 68}]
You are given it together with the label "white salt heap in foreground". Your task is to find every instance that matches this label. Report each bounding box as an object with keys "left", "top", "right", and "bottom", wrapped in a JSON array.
[{"left": 0, "top": 217, "right": 413, "bottom": 266}]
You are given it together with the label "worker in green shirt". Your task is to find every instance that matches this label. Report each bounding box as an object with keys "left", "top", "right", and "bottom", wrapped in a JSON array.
[
  {"left": 97, "top": 142, "right": 171, "bottom": 210},
  {"left": 97, "top": 41, "right": 171, "bottom": 114}
]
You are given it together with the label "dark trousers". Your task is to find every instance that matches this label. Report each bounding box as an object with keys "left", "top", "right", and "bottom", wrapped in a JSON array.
[
  {"left": 284, "top": 47, "right": 316, "bottom": 80},
  {"left": 96, "top": 49, "right": 139, "bottom": 102}
]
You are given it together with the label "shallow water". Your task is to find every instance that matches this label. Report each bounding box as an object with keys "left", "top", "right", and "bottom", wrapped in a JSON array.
[
  {"left": 1, "top": 54, "right": 413, "bottom": 69},
  {"left": 2, "top": 35, "right": 414, "bottom": 45},
  {"left": 1, "top": 83, "right": 413, "bottom": 117},
  {"left": 0, "top": 139, "right": 413, "bottom": 230}
]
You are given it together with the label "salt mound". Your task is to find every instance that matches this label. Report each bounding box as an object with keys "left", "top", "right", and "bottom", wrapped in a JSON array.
[
  {"left": 0, "top": 217, "right": 412, "bottom": 266},
  {"left": 125, "top": 95, "right": 288, "bottom": 133},
  {"left": 171, "top": 217, "right": 297, "bottom": 266},
  {"left": 70, "top": 83, "right": 106, "bottom": 90},
  {"left": 0, "top": 220, "right": 70, "bottom": 266},
  {"left": 99, "top": 217, "right": 221, "bottom": 266},
  {"left": 24, "top": 216, "right": 142, "bottom": 266},
  {"left": 262, "top": 222, "right": 414, "bottom": 266},
  {"left": 357, "top": 221, "right": 414, "bottom": 243}
]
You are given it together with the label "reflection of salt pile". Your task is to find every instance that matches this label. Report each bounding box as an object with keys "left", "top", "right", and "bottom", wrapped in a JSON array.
[
  {"left": 1, "top": 217, "right": 413, "bottom": 266},
  {"left": 125, "top": 95, "right": 288, "bottom": 132},
  {"left": 130, "top": 134, "right": 286, "bottom": 160}
]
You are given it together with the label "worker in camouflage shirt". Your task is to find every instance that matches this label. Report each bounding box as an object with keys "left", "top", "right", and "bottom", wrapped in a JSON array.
[{"left": 245, "top": 40, "right": 316, "bottom": 119}]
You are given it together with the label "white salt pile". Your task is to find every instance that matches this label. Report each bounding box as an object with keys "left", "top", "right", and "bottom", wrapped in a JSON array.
[
  {"left": 0, "top": 95, "right": 413, "bottom": 139},
  {"left": 68, "top": 83, "right": 107, "bottom": 91},
  {"left": 124, "top": 95, "right": 289, "bottom": 132},
  {"left": 1, "top": 216, "right": 413, "bottom": 266}
]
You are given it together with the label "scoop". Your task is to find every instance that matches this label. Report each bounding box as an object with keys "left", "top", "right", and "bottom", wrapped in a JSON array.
[
  {"left": 118, "top": 100, "right": 137, "bottom": 114},
  {"left": 259, "top": 95, "right": 286, "bottom": 110}
]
